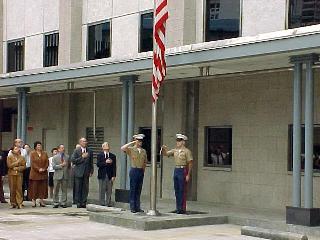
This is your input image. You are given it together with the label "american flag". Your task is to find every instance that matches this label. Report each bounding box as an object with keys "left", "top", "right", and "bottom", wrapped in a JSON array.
[{"left": 152, "top": 0, "right": 169, "bottom": 102}]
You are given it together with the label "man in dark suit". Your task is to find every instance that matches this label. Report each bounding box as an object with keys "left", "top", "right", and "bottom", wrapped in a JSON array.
[
  {"left": 71, "top": 138, "right": 93, "bottom": 208},
  {"left": 97, "top": 142, "right": 116, "bottom": 206},
  {"left": 0, "top": 150, "right": 8, "bottom": 203}
]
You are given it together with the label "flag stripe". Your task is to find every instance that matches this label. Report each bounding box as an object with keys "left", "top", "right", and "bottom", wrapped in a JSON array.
[{"left": 152, "top": 0, "right": 168, "bottom": 102}]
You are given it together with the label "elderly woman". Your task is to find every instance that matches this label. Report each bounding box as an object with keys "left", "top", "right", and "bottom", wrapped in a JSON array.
[
  {"left": 7, "top": 146, "right": 26, "bottom": 209},
  {"left": 29, "top": 141, "right": 49, "bottom": 207}
]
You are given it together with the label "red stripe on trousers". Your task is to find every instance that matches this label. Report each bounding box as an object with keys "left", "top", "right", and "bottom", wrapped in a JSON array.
[{"left": 182, "top": 167, "right": 188, "bottom": 211}]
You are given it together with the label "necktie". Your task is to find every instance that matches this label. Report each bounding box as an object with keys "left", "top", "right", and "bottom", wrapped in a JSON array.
[{"left": 61, "top": 153, "right": 64, "bottom": 163}]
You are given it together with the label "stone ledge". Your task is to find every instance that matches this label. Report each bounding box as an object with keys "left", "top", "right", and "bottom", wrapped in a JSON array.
[
  {"left": 241, "top": 226, "right": 308, "bottom": 240},
  {"left": 89, "top": 210, "right": 227, "bottom": 231},
  {"left": 86, "top": 204, "right": 123, "bottom": 212}
]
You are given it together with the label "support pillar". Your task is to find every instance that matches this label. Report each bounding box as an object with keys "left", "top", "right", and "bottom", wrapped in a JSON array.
[
  {"left": 115, "top": 75, "right": 138, "bottom": 203},
  {"left": 126, "top": 75, "right": 137, "bottom": 190},
  {"left": 120, "top": 77, "right": 129, "bottom": 190},
  {"left": 286, "top": 54, "right": 320, "bottom": 227},
  {"left": 16, "top": 91, "right": 22, "bottom": 139},
  {"left": 290, "top": 57, "right": 302, "bottom": 208},
  {"left": 185, "top": 81, "right": 199, "bottom": 201},
  {"left": 304, "top": 55, "right": 317, "bottom": 209},
  {"left": 16, "top": 87, "right": 29, "bottom": 141}
]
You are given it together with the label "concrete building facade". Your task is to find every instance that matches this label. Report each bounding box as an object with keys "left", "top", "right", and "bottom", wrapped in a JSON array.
[{"left": 1, "top": 0, "right": 320, "bottom": 213}]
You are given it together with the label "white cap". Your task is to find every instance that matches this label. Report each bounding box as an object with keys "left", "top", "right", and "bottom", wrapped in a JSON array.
[
  {"left": 133, "top": 134, "right": 145, "bottom": 140},
  {"left": 176, "top": 133, "right": 188, "bottom": 141}
]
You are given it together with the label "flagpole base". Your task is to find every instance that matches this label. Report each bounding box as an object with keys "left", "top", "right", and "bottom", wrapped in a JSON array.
[{"left": 147, "top": 209, "right": 161, "bottom": 216}]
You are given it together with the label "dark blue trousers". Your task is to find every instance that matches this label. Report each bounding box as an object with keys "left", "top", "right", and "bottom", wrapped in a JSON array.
[
  {"left": 174, "top": 168, "right": 187, "bottom": 211},
  {"left": 129, "top": 168, "right": 144, "bottom": 211}
]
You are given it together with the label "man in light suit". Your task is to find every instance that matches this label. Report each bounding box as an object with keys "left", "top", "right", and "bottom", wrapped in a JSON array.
[
  {"left": 97, "top": 142, "right": 116, "bottom": 206},
  {"left": 52, "top": 144, "right": 70, "bottom": 208},
  {"left": 71, "top": 138, "right": 93, "bottom": 208}
]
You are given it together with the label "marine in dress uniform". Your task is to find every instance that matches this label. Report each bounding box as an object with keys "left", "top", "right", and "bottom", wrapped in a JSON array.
[
  {"left": 121, "top": 134, "right": 148, "bottom": 213},
  {"left": 162, "top": 134, "right": 193, "bottom": 214}
]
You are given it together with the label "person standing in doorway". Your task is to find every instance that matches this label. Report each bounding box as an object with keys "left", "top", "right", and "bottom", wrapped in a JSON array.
[
  {"left": 48, "top": 148, "right": 58, "bottom": 199},
  {"left": 71, "top": 138, "right": 93, "bottom": 208},
  {"left": 161, "top": 134, "right": 193, "bottom": 214},
  {"left": 121, "top": 134, "right": 147, "bottom": 213},
  {"left": 52, "top": 144, "right": 70, "bottom": 208},
  {"left": 97, "top": 142, "right": 116, "bottom": 206}
]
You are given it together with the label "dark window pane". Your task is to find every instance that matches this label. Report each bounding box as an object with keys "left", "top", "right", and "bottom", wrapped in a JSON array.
[
  {"left": 7, "top": 40, "right": 24, "bottom": 73},
  {"left": 139, "top": 127, "right": 162, "bottom": 164},
  {"left": 140, "top": 12, "right": 153, "bottom": 52},
  {"left": 2, "top": 108, "right": 14, "bottom": 132},
  {"left": 205, "top": 0, "right": 240, "bottom": 42},
  {"left": 205, "top": 127, "right": 232, "bottom": 167},
  {"left": 289, "top": 0, "right": 320, "bottom": 28},
  {"left": 88, "top": 22, "right": 111, "bottom": 60},
  {"left": 44, "top": 33, "right": 59, "bottom": 67},
  {"left": 288, "top": 124, "right": 320, "bottom": 172}
]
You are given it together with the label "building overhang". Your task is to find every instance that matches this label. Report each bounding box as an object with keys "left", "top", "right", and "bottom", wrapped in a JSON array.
[{"left": 1, "top": 25, "right": 320, "bottom": 96}]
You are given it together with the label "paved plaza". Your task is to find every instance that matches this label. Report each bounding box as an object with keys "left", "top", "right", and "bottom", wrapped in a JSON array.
[{"left": 0, "top": 202, "right": 266, "bottom": 240}]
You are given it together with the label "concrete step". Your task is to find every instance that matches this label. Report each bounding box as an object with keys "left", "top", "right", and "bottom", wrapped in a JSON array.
[{"left": 241, "top": 226, "right": 308, "bottom": 240}]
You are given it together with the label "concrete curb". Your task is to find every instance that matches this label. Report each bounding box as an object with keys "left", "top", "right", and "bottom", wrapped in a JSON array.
[
  {"left": 86, "top": 204, "right": 123, "bottom": 212},
  {"left": 241, "top": 226, "right": 308, "bottom": 240}
]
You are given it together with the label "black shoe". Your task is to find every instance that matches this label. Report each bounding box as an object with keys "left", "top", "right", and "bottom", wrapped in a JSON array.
[
  {"left": 81, "top": 204, "right": 86, "bottom": 208},
  {"left": 77, "top": 204, "right": 81, "bottom": 208},
  {"left": 131, "top": 210, "right": 137, "bottom": 213},
  {"left": 1, "top": 200, "right": 8, "bottom": 203},
  {"left": 53, "top": 205, "right": 59, "bottom": 208},
  {"left": 177, "top": 210, "right": 186, "bottom": 214},
  {"left": 136, "top": 209, "right": 144, "bottom": 213},
  {"left": 170, "top": 210, "right": 178, "bottom": 213},
  {"left": 61, "top": 205, "right": 67, "bottom": 208}
]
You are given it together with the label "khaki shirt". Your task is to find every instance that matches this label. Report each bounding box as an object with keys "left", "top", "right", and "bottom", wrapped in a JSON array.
[
  {"left": 167, "top": 147, "right": 193, "bottom": 166},
  {"left": 127, "top": 146, "right": 147, "bottom": 168}
]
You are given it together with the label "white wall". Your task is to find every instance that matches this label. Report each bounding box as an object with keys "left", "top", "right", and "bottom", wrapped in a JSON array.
[
  {"left": 241, "top": 0, "right": 287, "bottom": 36},
  {"left": 3, "top": 0, "right": 59, "bottom": 72},
  {"left": 25, "top": 35, "right": 43, "bottom": 70}
]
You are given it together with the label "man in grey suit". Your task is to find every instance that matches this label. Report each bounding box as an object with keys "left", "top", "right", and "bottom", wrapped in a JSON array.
[
  {"left": 71, "top": 138, "right": 94, "bottom": 208},
  {"left": 52, "top": 144, "right": 70, "bottom": 208}
]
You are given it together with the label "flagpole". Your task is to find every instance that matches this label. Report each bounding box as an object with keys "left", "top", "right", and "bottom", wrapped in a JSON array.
[
  {"left": 147, "top": 0, "right": 159, "bottom": 216},
  {"left": 147, "top": 100, "right": 159, "bottom": 216}
]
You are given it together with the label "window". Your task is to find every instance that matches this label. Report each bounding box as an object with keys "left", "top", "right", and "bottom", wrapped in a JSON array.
[
  {"left": 44, "top": 33, "right": 59, "bottom": 67},
  {"left": 205, "top": 0, "right": 240, "bottom": 42},
  {"left": 205, "top": 126, "right": 232, "bottom": 167},
  {"left": 288, "top": 125, "right": 320, "bottom": 172},
  {"left": 2, "top": 108, "right": 14, "bottom": 132},
  {"left": 86, "top": 127, "right": 104, "bottom": 163},
  {"left": 140, "top": 12, "right": 153, "bottom": 52},
  {"left": 139, "top": 127, "right": 162, "bottom": 164},
  {"left": 7, "top": 39, "right": 24, "bottom": 73},
  {"left": 87, "top": 21, "right": 111, "bottom": 60},
  {"left": 288, "top": 0, "right": 320, "bottom": 29}
]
